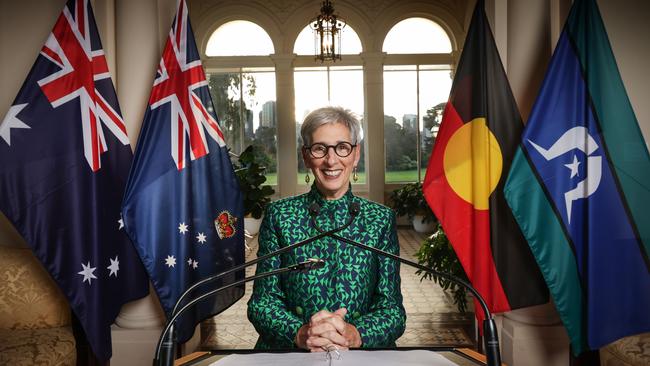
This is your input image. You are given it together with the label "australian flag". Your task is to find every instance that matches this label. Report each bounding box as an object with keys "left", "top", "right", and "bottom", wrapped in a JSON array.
[
  {"left": 0, "top": 0, "right": 149, "bottom": 361},
  {"left": 121, "top": 0, "right": 245, "bottom": 344}
]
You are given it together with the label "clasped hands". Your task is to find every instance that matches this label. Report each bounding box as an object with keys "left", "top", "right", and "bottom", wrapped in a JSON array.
[{"left": 295, "top": 308, "right": 362, "bottom": 352}]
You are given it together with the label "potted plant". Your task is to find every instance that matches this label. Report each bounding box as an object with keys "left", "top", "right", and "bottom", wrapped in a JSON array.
[
  {"left": 389, "top": 182, "right": 437, "bottom": 233},
  {"left": 234, "top": 145, "right": 275, "bottom": 235},
  {"left": 415, "top": 226, "right": 470, "bottom": 313}
]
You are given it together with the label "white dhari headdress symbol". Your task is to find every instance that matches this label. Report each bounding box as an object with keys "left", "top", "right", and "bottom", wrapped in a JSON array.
[{"left": 528, "top": 126, "right": 602, "bottom": 225}]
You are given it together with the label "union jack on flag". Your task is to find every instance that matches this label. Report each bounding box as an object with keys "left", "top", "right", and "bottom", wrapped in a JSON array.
[
  {"left": 148, "top": 0, "right": 226, "bottom": 170},
  {"left": 0, "top": 0, "right": 149, "bottom": 361},
  {"left": 122, "top": 0, "right": 245, "bottom": 344}
]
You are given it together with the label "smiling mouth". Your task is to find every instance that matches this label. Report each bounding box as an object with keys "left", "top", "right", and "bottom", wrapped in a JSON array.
[{"left": 322, "top": 169, "right": 342, "bottom": 178}]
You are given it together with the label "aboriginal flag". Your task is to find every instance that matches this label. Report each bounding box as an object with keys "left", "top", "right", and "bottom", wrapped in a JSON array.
[{"left": 422, "top": 0, "right": 548, "bottom": 318}]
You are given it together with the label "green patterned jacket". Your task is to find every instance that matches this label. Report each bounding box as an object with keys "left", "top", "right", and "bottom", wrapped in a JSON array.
[{"left": 247, "top": 185, "right": 406, "bottom": 349}]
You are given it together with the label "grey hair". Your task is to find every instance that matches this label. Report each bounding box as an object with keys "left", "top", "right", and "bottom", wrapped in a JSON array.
[{"left": 300, "top": 106, "right": 363, "bottom": 146}]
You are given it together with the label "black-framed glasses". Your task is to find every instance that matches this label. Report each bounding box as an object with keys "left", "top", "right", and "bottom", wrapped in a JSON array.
[{"left": 304, "top": 142, "right": 356, "bottom": 158}]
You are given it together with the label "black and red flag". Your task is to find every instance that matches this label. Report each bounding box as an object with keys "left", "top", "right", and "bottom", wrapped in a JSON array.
[{"left": 422, "top": 0, "right": 548, "bottom": 318}]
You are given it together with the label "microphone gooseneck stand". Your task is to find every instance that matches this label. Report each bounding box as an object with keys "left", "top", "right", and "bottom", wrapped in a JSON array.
[
  {"left": 157, "top": 204, "right": 355, "bottom": 366},
  {"left": 310, "top": 201, "right": 501, "bottom": 366},
  {"left": 154, "top": 259, "right": 325, "bottom": 366}
]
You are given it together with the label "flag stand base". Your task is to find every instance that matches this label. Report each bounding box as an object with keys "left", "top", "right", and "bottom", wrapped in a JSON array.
[{"left": 501, "top": 302, "right": 569, "bottom": 366}]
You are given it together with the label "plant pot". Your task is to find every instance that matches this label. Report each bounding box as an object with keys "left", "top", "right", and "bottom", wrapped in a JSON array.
[
  {"left": 244, "top": 216, "right": 263, "bottom": 236},
  {"left": 412, "top": 214, "right": 436, "bottom": 233}
]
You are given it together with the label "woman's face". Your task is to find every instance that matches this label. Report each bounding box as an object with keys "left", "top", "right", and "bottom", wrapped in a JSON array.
[{"left": 303, "top": 122, "right": 360, "bottom": 200}]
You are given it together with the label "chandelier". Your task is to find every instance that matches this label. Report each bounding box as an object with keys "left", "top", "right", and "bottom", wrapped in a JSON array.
[{"left": 310, "top": 0, "right": 346, "bottom": 62}]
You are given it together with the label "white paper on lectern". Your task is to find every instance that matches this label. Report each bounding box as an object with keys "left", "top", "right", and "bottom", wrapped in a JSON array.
[{"left": 209, "top": 350, "right": 461, "bottom": 366}]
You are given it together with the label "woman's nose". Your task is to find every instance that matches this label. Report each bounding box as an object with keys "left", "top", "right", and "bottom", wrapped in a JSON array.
[{"left": 325, "top": 148, "right": 338, "bottom": 164}]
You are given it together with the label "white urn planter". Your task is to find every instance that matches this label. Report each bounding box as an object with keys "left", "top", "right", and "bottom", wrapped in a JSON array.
[
  {"left": 244, "top": 216, "right": 263, "bottom": 236},
  {"left": 412, "top": 214, "right": 437, "bottom": 233}
]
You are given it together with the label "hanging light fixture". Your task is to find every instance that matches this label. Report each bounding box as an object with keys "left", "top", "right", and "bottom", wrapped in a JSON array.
[{"left": 311, "top": 0, "right": 346, "bottom": 62}]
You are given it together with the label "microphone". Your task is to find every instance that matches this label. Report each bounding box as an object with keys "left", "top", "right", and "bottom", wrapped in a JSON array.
[
  {"left": 155, "top": 259, "right": 325, "bottom": 365},
  {"left": 309, "top": 206, "right": 501, "bottom": 366}
]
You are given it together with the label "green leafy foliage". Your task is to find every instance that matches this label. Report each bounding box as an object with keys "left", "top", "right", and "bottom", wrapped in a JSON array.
[
  {"left": 415, "top": 227, "right": 470, "bottom": 313},
  {"left": 235, "top": 145, "right": 275, "bottom": 219},
  {"left": 389, "top": 182, "right": 436, "bottom": 224}
]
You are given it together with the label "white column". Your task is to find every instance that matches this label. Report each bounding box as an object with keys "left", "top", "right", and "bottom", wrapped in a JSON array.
[
  {"left": 501, "top": 1, "right": 570, "bottom": 365},
  {"left": 111, "top": 0, "right": 198, "bottom": 364},
  {"left": 271, "top": 54, "right": 297, "bottom": 198},
  {"left": 507, "top": 0, "right": 551, "bottom": 121},
  {"left": 361, "top": 52, "right": 385, "bottom": 204}
]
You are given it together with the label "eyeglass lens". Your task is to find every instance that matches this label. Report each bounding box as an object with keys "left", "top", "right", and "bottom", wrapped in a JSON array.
[{"left": 308, "top": 142, "right": 354, "bottom": 158}]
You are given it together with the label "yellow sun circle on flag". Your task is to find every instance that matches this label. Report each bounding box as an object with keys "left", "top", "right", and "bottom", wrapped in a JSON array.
[{"left": 443, "top": 118, "right": 503, "bottom": 210}]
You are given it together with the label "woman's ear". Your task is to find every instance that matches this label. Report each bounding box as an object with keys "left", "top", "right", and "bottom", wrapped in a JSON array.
[
  {"left": 353, "top": 144, "right": 361, "bottom": 166},
  {"left": 301, "top": 147, "right": 311, "bottom": 169}
]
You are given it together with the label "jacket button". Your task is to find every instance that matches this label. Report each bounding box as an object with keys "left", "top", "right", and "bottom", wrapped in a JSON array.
[{"left": 295, "top": 306, "right": 303, "bottom": 315}]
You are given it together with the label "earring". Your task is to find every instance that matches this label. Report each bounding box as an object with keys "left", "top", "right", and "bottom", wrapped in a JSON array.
[
  {"left": 305, "top": 173, "right": 310, "bottom": 183},
  {"left": 352, "top": 167, "right": 358, "bottom": 182}
]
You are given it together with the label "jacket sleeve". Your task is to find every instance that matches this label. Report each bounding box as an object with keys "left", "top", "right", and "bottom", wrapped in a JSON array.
[
  {"left": 349, "top": 211, "right": 406, "bottom": 347},
  {"left": 246, "top": 205, "right": 304, "bottom": 348}
]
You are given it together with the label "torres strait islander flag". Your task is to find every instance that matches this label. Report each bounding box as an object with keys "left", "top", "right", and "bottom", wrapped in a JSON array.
[
  {"left": 121, "top": 0, "right": 245, "bottom": 344},
  {"left": 422, "top": 0, "right": 548, "bottom": 319},
  {"left": 504, "top": 0, "right": 650, "bottom": 355}
]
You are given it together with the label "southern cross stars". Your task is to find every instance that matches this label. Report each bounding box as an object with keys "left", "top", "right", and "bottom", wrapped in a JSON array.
[
  {"left": 107, "top": 256, "right": 120, "bottom": 277},
  {"left": 178, "top": 222, "right": 189, "bottom": 234},
  {"left": 78, "top": 261, "right": 97, "bottom": 284},
  {"left": 196, "top": 232, "right": 207, "bottom": 244}
]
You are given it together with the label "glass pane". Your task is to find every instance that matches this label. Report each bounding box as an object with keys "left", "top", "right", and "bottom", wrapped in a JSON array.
[
  {"left": 294, "top": 24, "right": 363, "bottom": 55},
  {"left": 294, "top": 67, "right": 366, "bottom": 185},
  {"left": 330, "top": 68, "right": 365, "bottom": 183},
  {"left": 383, "top": 18, "right": 452, "bottom": 54},
  {"left": 208, "top": 70, "right": 278, "bottom": 182},
  {"left": 208, "top": 72, "right": 243, "bottom": 153},
  {"left": 419, "top": 69, "right": 453, "bottom": 180},
  {"left": 384, "top": 69, "right": 418, "bottom": 183},
  {"left": 295, "top": 69, "right": 328, "bottom": 181},
  {"left": 243, "top": 71, "right": 278, "bottom": 183},
  {"left": 206, "top": 20, "right": 274, "bottom": 56}
]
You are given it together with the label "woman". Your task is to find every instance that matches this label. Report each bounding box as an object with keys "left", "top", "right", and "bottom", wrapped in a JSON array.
[{"left": 247, "top": 106, "right": 406, "bottom": 351}]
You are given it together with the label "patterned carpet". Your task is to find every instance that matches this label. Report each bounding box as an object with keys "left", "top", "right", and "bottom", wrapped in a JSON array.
[{"left": 200, "top": 228, "right": 475, "bottom": 350}]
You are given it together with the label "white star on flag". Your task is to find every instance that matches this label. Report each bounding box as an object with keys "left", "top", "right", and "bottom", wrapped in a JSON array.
[
  {"left": 178, "top": 222, "right": 189, "bottom": 234},
  {"left": 196, "top": 232, "right": 207, "bottom": 244},
  {"left": 0, "top": 104, "right": 30, "bottom": 146},
  {"left": 165, "top": 255, "right": 176, "bottom": 268},
  {"left": 78, "top": 261, "right": 97, "bottom": 285},
  {"left": 187, "top": 258, "right": 193, "bottom": 266},
  {"left": 118, "top": 217, "right": 124, "bottom": 230},
  {"left": 564, "top": 155, "right": 581, "bottom": 178},
  {"left": 107, "top": 256, "right": 120, "bottom": 277},
  {"left": 191, "top": 259, "right": 198, "bottom": 269}
]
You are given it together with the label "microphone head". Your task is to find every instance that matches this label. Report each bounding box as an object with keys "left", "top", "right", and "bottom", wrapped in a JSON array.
[
  {"left": 308, "top": 202, "right": 321, "bottom": 217},
  {"left": 349, "top": 202, "right": 361, "bottom": 216},
  {"left": 305, "top": 258, "right": 326, "bottom": 270}
]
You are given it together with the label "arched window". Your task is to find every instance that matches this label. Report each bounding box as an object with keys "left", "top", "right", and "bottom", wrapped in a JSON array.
[
  {"left": 293, "top": 24, "right": 365, "bottom": 185},
  {"left": 204, "top": 21, "right": 278, "bottom": 183},
  {"left": 382, "top": 17, "right": 451, "bottom": 54},
  {"left": 382, "top": 18, "right": 453, "bottom": 184},
  {"left": 206, "top": 20, "right": 274, "bottom": 56}
]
